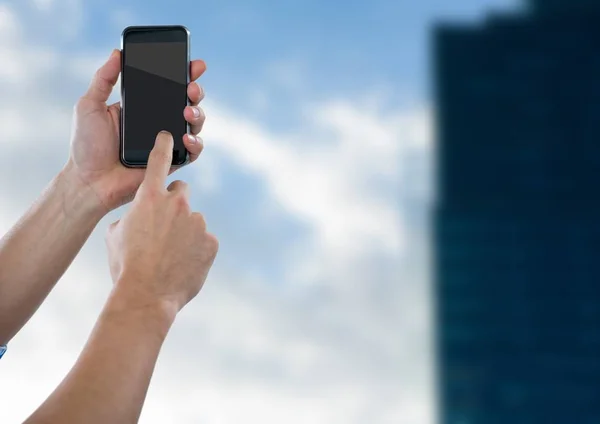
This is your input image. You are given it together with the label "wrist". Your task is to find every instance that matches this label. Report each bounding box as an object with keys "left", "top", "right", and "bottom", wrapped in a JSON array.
[
  {"left": 57, "top": 161, "right": 109, "bottom": 221},
  {"left": 107, "top": 280, "right": 178, "bottom": 338}
]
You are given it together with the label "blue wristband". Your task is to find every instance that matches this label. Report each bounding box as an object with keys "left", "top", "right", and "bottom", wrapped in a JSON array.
[{"left": 0, "top": 345, "right": 6, "bottom": 359}]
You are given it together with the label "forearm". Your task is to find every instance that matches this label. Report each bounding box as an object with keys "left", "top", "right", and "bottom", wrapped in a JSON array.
[
  {"left": 0, "top": 161, "right": 105, "bottom": 343},
  {"left": 25, "top": 283, "right": 176, "bottom": 424}
]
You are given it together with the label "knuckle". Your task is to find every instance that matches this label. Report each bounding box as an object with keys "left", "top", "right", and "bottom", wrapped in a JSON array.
[
  {"left": 174, "top": 181, "right": 189, "bottom": 192},
  {"left": 94, "top": 72, "right": 112, "bottom": 93},
  {"left": 190, "top": 144, "right": 204, "bottom": 158},
  {"left": 173, "top": 192, "right": 190, "bottom": 211},
  {"left": 193, "top": 213, "right": 207, "bottom": 231},
  {"left": 74, "top": 97, "right": 91, "bottom": 114},
  {"left": 206, "top": 233, "right": 219, "bottom": 255},
  {"left": 139, "top": 184, "right": 159, "bottom": 201}
]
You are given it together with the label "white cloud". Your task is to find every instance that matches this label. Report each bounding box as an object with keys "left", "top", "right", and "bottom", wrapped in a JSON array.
[
  {"left": 68, "top": 54, "right": 108, "bottom": 82},
  {"left": 192, "top": 152, "right": 222, "bottom": 193},
  {"left": 27, "top": 0, "right": 83, "bottom": 38},
  {"left": 0, "top": 2, "right": 435, "bottom": 423},
  {"left": 204, "top": 99, "right": 430, "bottom": 263},
  {"left": 0, "top": 3, "right": 19, "bottom": 39}
]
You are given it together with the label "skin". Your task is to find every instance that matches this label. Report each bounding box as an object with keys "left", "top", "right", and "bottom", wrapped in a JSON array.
[
  {"left": 0, "top": 49, "right": 219, "bottom": 421},
  {"left": 0, "top": 49, "right": 207, "bottom": 344},
  {"left": 25, "top": 133, "right": 218, "bottom": 424}
]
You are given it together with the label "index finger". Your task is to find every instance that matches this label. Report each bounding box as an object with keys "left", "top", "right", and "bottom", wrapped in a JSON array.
[{"left": 143, "top": 131, "right": 174, "bottom": 190}]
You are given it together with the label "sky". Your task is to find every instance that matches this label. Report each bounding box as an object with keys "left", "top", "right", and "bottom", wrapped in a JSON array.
[{"left": 0, "top": 0, "right": 519, "bottom": 423}]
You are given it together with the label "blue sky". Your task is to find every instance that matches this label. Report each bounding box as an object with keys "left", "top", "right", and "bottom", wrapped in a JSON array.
[
  {"left": 0, "top": 0, "right": 522, "bottom": 423},
  {"left": 15, "top": 0, "right": 521, "bottom": 104}
]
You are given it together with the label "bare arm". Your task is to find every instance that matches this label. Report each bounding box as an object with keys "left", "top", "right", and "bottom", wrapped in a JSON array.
[
  {"left": 24, "top": 286, "right": 175, "bottom": 424},
  {"left": 0, "top": 50, "right": 206, "bottom": 345},
  {"left": 0, "top": 166, "right": 104, "bottom": 344},
  {"left": 25, "top": 133, "right": 218, "bottom": 424}
]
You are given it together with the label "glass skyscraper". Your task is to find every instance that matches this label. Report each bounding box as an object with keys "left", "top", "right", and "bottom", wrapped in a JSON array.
[{"left": 434, "top": 1, "right": 600, "bottom": 423}]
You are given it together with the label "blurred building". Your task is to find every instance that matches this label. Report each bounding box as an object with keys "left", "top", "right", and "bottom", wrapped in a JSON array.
[{"left": 434, "top": 1, "right": 600, "bottom": 423}]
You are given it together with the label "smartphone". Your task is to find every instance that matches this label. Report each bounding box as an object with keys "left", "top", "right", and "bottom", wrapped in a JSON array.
[{"left": 120, "top": 26, "right": 190, "bottom": 167}]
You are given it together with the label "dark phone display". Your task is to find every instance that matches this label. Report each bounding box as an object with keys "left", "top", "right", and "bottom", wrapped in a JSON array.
[{"left": 122, "top": 29, "right": 188, "bottom": 165}]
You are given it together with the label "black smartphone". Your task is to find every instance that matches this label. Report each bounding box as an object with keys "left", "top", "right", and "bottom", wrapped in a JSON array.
[{"left": 120, "top": 26, "right": 190, "bottom": 167}]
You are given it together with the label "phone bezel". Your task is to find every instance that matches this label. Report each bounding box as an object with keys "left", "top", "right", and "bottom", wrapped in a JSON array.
[{"left": 119, "top": 25, "right": 191, "bottom": 168}]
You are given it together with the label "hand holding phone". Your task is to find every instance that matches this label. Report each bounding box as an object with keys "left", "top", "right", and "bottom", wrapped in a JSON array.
[{"left": 65, "top": 31, "right": 206, "bottom": 212}]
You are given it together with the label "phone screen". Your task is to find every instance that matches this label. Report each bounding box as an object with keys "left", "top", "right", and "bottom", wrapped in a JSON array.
[{"left": 121, "top": 27, "right": 189, "bottom": 166}]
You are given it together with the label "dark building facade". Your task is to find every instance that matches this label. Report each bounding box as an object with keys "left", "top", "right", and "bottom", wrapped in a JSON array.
[{"left": 434, "top": 1, "right": 600, "bottom": 423}]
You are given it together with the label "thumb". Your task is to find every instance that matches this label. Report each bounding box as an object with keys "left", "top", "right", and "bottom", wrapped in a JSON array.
[{"left": 85, "top": 49, "right": 121, "bottom": 103}]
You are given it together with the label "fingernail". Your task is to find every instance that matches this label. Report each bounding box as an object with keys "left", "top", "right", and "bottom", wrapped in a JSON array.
[
  {"left": 187, "top": 134, "right": 197, "bottom": 144},
  {"left": 158, "top": 130, "right": 173, "bottom": 141},
  {"left": 192, "top": 106, "right": 201, "bottom": 118}
]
